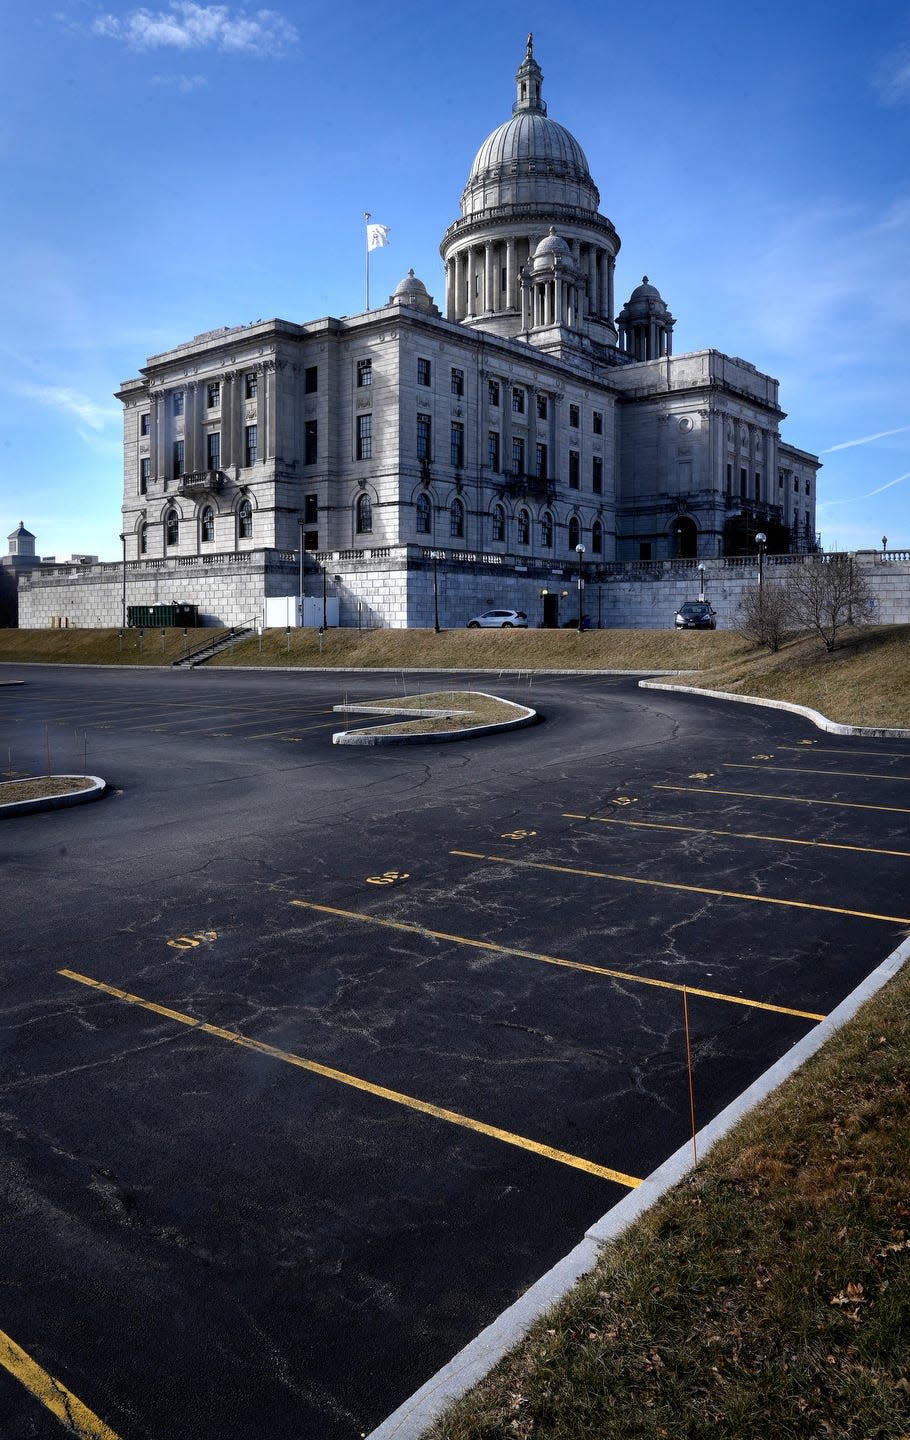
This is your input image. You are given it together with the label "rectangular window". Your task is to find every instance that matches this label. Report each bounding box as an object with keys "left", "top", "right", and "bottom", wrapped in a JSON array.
[
  {"left": 755, "top": 472, "right": 761, "bottom": 500},
  {"left": 488, "top": 431, "right": 500, "bottom": 473},
  {"left": 640, "top": 542, "right": 652, "bottom": 561},
  {"left": 357, "top": 359, "right": 372, "bottom": 388},
  {"left": 568, "top": 449, "right": 580, "bottom": 489},
  {"left": 794, "top": 476, "right": 799, "bottom": 493},
  {"left": 356, "top": 413, "right": 372, "bottom": 461},
  {"left": 740, "top": 467, "right": 747, "bottom": 499},
  {"left": 244, "top": 424, "right": 258, "bottom": 467},
  {"left": 592, "top": 455, "right": 603, "bottom": 494},
  {"left": 207, "top": 382, "right": 220, "bottom": 409},
  {"left": 417, "top": 357, "right": 431, "bottom": 387},
  {"left": 450, "top": 421, "right": 464, "bottom": 469},
  {"left": 805, "top": 478, "right": 811, "bottom": 495},
  {"left": 304, "top": 493, "right": 318, "bottom": 524},
  {"left": 500, "top": 265, "right": 507, "bottom": 293},
  {"left": 569, "top": 403, "right": 579, "bottom": 428},
  {"left": 536, "top": 393, "right": 548, "bottom": 420},
  {"left": 244, "top": 372, "right": 257, "bottom": 400},
  {"left": 727, "top": 463, "right": 734, "bottom": 492},
  {"left": 512, "top": 386, "right": 525, "bottom": 414},
  {"left": 207, "top": 432, "right": 221, "bottom": 471},
  {"left": 173, "top": 391, "right": 185, "bottom": 416},
  {"left": 140, "top": 413, "right": 149, "bottom": 436},
  {"left": 488, "top": 379, "right": 500, "bottom": 406},
  {"left": 536, "top": 442, "right": 548, "bottom": 479},
  {"left": 592, "top": 410, "right": 603, "bottom": 435},
  {"left": 304, "top": 366, "right": 318, "bottom": 394},
  {"left": 451, "top": 367, "right": 464, "bottom": 397},
  {"left": 139, "top": 457, "right": 150, "bottom": 494},
  {"left": 511, "top": 436, "right": 524, "bottom": 474},
  {"left": 172, "top": 440, "right": 184, "bottom": 479},
  {"left": 416, "top": 413, "right": 431, "bottom": 461},
  {"left": 305, "top": 420, "right": 318, "bottom": 465},
  {"left": 304, "top": 531, "right": 318, "bottom": 551}
]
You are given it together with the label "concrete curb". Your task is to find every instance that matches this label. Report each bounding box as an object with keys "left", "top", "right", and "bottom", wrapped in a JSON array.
[
  {"left": 637, "top": 678, "right": 910, "bottom": 739},
  {"left": 365, "top": 937, "right": 910, "bottom": 1440},
  {"left": 0, "top": 776, "right": 107, "bottom": 817},
  {"left": 332, "top": 692, "right": 537, "bottom": 746}
]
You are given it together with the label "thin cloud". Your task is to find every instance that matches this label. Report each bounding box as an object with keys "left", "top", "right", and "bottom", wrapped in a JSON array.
[
  {"left": 18, "top": 383, "right": 118, "bottom": 432},
  {"left": 819, "top": 472, "right": 910, "bottom": 508},
  {"left": 874, "top": 48, "right": 910, "bottom": 106},
  {"left": 823, "top": 425, "right": 910, "bottom": 453},
  {"left": 92, "top": 3, "right": 297, "bottom": 56}
]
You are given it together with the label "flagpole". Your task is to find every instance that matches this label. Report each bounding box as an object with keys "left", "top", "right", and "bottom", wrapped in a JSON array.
[{"left": 364, "top": 211, "right": 370, "bottom": 311}]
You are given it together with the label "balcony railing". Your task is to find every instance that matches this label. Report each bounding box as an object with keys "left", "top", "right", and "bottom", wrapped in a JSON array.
[{"left": 177, "top": 469, "right": 224, "bottom": 495}]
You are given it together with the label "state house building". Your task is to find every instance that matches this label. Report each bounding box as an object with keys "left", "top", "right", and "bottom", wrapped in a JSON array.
[{"left": 61, "top": 39, "right": 820, "bottom": 629}]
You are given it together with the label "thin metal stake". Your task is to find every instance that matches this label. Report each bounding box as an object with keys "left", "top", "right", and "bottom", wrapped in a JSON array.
[{"left": 683, "top": 985, "right": 697, "bottom": 1166}]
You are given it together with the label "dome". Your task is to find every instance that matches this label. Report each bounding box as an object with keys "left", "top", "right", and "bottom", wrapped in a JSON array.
[
  {"left": 393, "top": 269, "right": 429, "bottom": 298},
  {"left": 467, "top": 113, "right": 595, "bottom": 195},
  {"left": 530, "top": 227, "right": 577, "bottom": 273},
  {"left": 388, "top": 269, "right": 439, "bottom": 315},
  {"left": 628, "top": 275, "right": 662, "bottom": 303}
]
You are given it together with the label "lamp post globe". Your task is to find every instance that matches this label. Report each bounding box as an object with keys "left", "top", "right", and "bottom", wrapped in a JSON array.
[{"left": 575, "top": 544, "right": 586, "bottom": 633}]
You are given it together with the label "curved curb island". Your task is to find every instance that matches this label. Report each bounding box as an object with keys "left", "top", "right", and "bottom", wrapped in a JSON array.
[
  {"left": 332, "top": 692, "right": 537, "bottom": 746},
  {"left": 637, "top": 678, "right": 910, "bottom": 739},
  {"left": 0, "top": 775, "right": 107, "bottom": 818}
]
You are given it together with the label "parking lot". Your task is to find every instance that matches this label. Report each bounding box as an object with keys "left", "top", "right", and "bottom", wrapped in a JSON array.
[{"left": 1, "top": 664, "right": 908, "bottom": 1439}]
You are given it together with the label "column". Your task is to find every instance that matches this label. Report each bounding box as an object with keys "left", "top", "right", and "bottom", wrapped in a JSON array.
[
  {"left": 221, "top": 373, "right": 233, "bottom": 469},
  {"left": 587, "top": 247, "right": 598, "bottom": 316},
  {"left": 185, "top": 383, "right": 198, "bottom": 474},
  {"left": 445, "top": 259, "right": 454, "bottom": 320},
  {"left": 466, "top": 249, "right": 476, "bottom": 318},
  {"left": 607, "top": 255, "right": 615, "bottom": 324},
  {"left": 506, "top": 239, "right": 516, "bottom": 312},
  {"left": 149, "top": 392, "right": 160, "bottom": 482},
  {"left": 266, "top": 361, "right": 277, "bottom": 460},
  {"left": 484, "top": 243, "right": 494, "bottom": 314}
]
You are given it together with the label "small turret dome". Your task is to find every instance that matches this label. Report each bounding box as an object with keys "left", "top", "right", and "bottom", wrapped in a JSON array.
[{"left": 393, "top": 269, "right": 429, "bottom": 298}]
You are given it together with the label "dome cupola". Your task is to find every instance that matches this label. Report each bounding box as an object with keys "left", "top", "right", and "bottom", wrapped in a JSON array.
[{"left": 617, "top": 276, "right": 675, "bottom": 360}]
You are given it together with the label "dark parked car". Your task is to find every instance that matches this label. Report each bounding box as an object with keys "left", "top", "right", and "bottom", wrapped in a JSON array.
[
  {"left": 674, "top": 600, "right": 716, "bottom": 630},
  {"left": 466, "top": 608, "right": 528, "bottom": 628}
]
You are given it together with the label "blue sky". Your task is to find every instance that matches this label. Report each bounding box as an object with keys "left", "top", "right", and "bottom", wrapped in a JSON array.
[{"left": 2, "top": 0, "right": 908, "bottom": 560}]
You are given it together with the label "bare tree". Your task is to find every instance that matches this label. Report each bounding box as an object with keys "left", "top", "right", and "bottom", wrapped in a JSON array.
[
  {"left": 786, "top": 555, "right": 871, "bottom": 652},
  {"left": 737, "top": 582, "right": 794, "bottom": 653}
]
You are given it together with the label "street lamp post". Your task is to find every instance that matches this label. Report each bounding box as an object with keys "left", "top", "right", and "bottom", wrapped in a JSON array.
[
  {"left": 297, "top": 518, "right": 304, "bottom": 629},
  {"left": 430, "top": 550, "right": 444, "bottom": 632},
  {"left": 575, "top": 543, "right": 586, "bottom": 633},
  {"left": 119, "top": 531, "right": 127, "bottom": 631},
  {"left": 322, "top": 564, "right": 327, "bottom": 631},
  {"left": 697, "top": 563, "right": 706, "bottom": 601},
  {"left": 755, "top": 531, "right": 767, "bottom": 623}
]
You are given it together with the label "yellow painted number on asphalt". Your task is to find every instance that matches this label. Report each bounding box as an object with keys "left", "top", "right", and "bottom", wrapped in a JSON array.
[
  {"left": 751, "top": 754, "right": 773, "bottom": 761},
  {"left": 366, "top": 870, "right": 410, "bottom": 886},
  {"left": 167, "top": 930, "right": 218, "bottom": 950},
  {"left": 501, "top": 829, "right": 538, "bottom": 840},
  {"left": 798, "top": 739, "right": 816, "bottom": 746},
  {"left": 610, "top": 796, "right": 638, "bottom": 807},
  {"left": 688, "top": 772, "right": 714, "bottom": 780}
]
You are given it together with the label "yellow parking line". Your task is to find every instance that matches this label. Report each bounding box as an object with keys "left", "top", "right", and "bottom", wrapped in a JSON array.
[
  {"left": 0, "top": 1327, "right": 121, "bottom": 1439},
  {"left": 58, "top": 970, "right": 639, "bottom": 1188},
  {"left": 562, "top": 811, "right": 910, "bottom": 859},
  {"left": 778, "top": 745, "right": 910, "bottom": 760},
  {"left": 655, "top": 782, "right": 910, "bottom": 817},
  {"left": 290, "top": 901, "right": 826, "bottom": 1022},
  {"left": 451, "top": 850, "right": 910, "bottom": 927},
  {"left": 724, "top": 762, "right": 910, "bottom": 783}
]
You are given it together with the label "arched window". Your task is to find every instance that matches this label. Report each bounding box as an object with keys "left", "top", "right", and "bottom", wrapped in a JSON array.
[
  {"left": 139, "top": 523, "right": 148, "bottom": 555},
  {"left": 517, "top": 508, "right": 530, "bottom": 546},
  {"left": 568, "top": 515, "right": 581, "bottom": 550},
  {"left": 540, "top": 511, "right": 553, "bottom": 548},
  {"left": 415, "top": 493, "right": 431, "bottom": 534},
  {"left": 450, "top": 497, "right": 464, "bottom": 538},
  {"left": 592, "top": 519, "right": 603, "bottom": 555},
  {"left": 200, "top": 505, "right": 214, "bottom": 543},
  {"left": 355, "top": 492, "right": 372, "bottom": 534},
  {"left": 238, "top": 499, "right": 253, "bottom": 539},
  {"left": 491, "top": 503, "right": 505, "bottom": 543},
  {"left": 165, "top": 508, "right": 179, "bottom": 547}
]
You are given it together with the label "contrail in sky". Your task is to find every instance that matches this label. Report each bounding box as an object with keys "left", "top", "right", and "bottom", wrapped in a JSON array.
[{"left": 823, "top": 426, "right": 910, "bottom": 453}]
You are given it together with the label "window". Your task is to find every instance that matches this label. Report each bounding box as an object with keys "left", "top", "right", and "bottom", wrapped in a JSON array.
[
  {"left": 355, "top": 493, "right": 372, "bottom": 534},
  {"left": 304, "top": 366, "right": 318, "bottom": 394},
  {"left": 450, "top": 497, "right": 465, "bottom": 538},
  {"left": 356, "top": 413, "right": 372, "bottom": 461},
  {"left": 511, "top": 436, "right": 524, "bottom": 474},
  {"left": 244, "top": 424, "right": 258, "bottom": 467},
  {"left": 488, "top": 378, "right": 500, "bottom": 407},
  {"left": 304, "top": 493, "right": 318, "bottom": 524},
  {"left": 592, "top": 410, "right": 603, "bottom": 435},
  {"left": 173, "top": 391, "right": 185, "bottom": 416},
  {"left": 172, "top": 440, "right": 184, "bottom": 479},
  {"left": 238, "top": 499, "right": 253, "bottom": 539},
  {"left": 305, "top": 420, "right": 318, "bottom": 465},
  {"left": 592, "top": 455, "right": 603, "bottom": 494},
  {"left": 568, "top": 450, "right": 580, "bottom": 489},
  {"left": 640, "top": 542, "right": 652, "bottom": 561},
  {"left": 451, "top": 367, "right": 464, "bottom": 397},
  {"left": 755, "top": 472, "right": 761, "bottom": 500},
  {"left": 417, "top": 357, "right": 431, "bottom": 387},
  {"left": 536, "top": 393, "right": 547, "bottom": 420},
  {"left": 357, "top": 359, "right": 372, "bottom": 388},
  {"left": 740, "top": 467, "right": 747, "bottom": 499},
  {"left": 417, "top": 413, "right": 431, "bottom": 461},
  {"left": 511, "top": 386, "right": 525, "bottom": 414},
  {"left": 488, "top": 431, "right": 500, "bottom": 473},
  {"left": 794, "top": 476, "right": 799, "bottom": 493},
  {"left": 139, "top": 523, "right": 148, "bottom": 555},
  {"left": 415, "top": 493, "right": 431, "bottom": 534},
  {"left": 492, "top": 503, "right": 505, "bottom": 542},
  {"left": 207, "top": 382, "right": 220, "bottom": 409},
  {"left": 540, "top": 511, "right": 553, "bottom": 548},
  {"left": 139, "top": 457, "right": 150, "bottom": 495},
  {"left": 165, "top": 508, "right": 179, "bottom": 547},
  {"left": 805, "top": 478, "right": 811, "bottom": 495},
  {"left": 535, "top": 442, "right": 547, "bottom": 479},
  {"left": 450, "top": 421, "right": 464, "bottom": 469},
  {"left": 568, "top": 516, "right": 581, "bottom": 549},
  {"left": 569, "top": 403, "right": 579, "bottom": 428},
  {"left": 140, "top": 413, "right": 150, "bottom": 436},
  {"left": 206, "top": 432, "right": 221, "bottom": 471},
  {"left": 200, "top": 505, "right": 214, "bottom": 543},
  {"left": 592, "top": 519, "right": 603, "bottom": 555},
  {"left": 244, "top": 372, "right": 257, "bottom": 400},
  {"left": 517, "top": 508, "right": 530, "bottom": 545},
  {"left": 728, "top": 463, "right": 734, "bottom": 493},
  {"left": 304, "top": 531, "right": 318, "bottom": 551}
]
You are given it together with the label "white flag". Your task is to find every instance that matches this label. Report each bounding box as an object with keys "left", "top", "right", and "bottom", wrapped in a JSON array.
[{"left": 367, "top": 223, "right": 390, "bottom": 251}]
